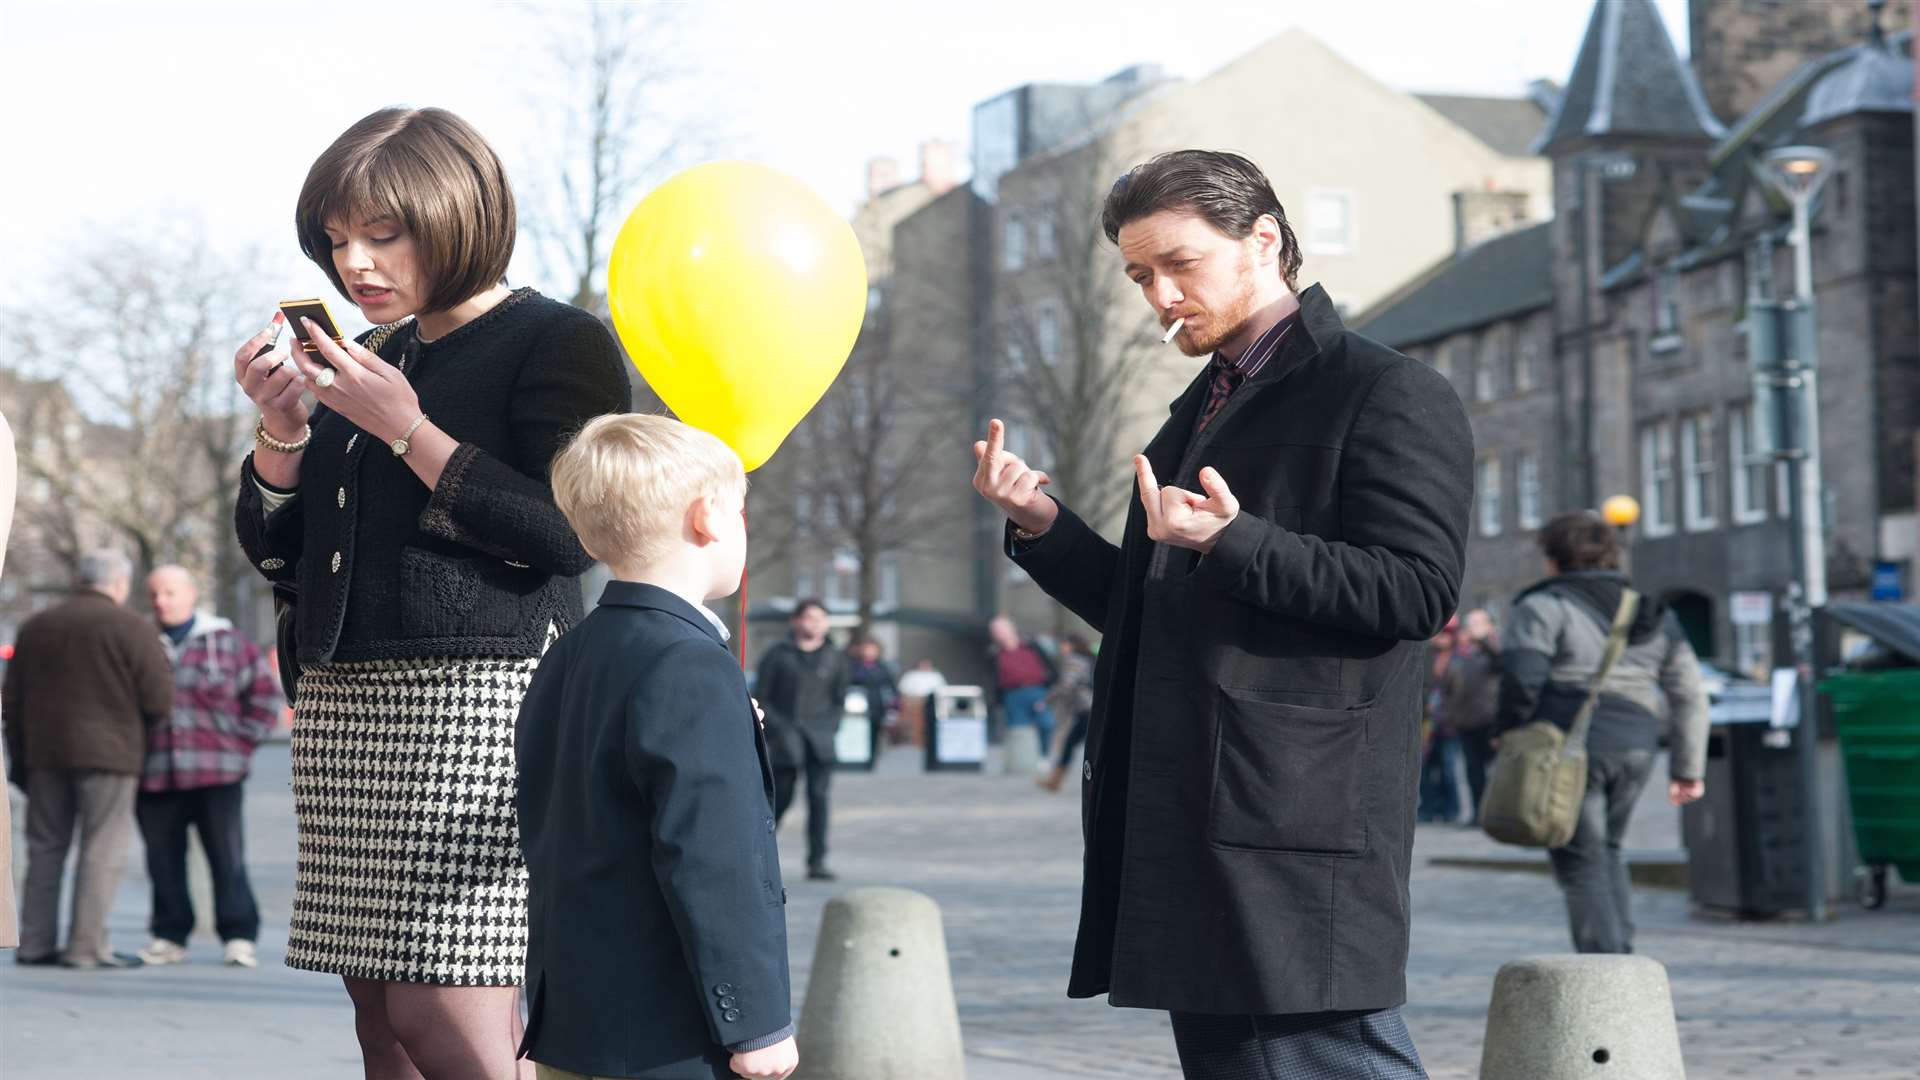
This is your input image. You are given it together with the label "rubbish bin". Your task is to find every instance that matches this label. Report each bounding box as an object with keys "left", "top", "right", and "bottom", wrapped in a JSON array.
[
  {"left": 1683, "top": 719, "right": 1809, "bottom": 916},
  {"left": 1817, "top": 669, "right": 1920, "bottom": 909},
  {"left": 925, "top": 687, "right": 988, "bottom": 773},
  {"left": 834, "top": 691, "right": 877, "bottom": 772}
]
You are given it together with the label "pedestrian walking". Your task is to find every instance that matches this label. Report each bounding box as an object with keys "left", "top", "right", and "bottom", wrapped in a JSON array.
[
  {"left": 1494, "top": 511, "right": 1710, "bottom": 953},
  {"left": 134, "top": 566, "right": 282, "bottom": 970},
  {"left": 972, "top": 150, "right": 1471, "bottom": 1077},
  {"left": 1039, "top": 635, "right": 1095, "bottom": 793},
  {"left": 231, "top": 106, "right": 630, "bottom": 1073},
  {"left": 755, "top": 599, "right": 850, "bottom": 881},
  {"left": 3, "top": 550, "right": 174, "bottom": 969},
  {"left": 847, "top": 635, "right": 898, "bottom": 759},
  {"left": 1418, "top": 619, "right": 1464, "bottom": 824},
  {"left": 1439, "top": 609, "right": 1501, "bottom": 823},
  {"left": 989, "top": 615, "right": 1056, "bottom": 762}
]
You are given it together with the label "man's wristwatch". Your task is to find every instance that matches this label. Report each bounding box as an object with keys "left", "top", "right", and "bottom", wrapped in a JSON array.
[
  {"left": 390, "top": 414, "right": 428, "bottom": 457},
  {"left": 1010, "top": 522, "right": 1049, "bottom": 543}
]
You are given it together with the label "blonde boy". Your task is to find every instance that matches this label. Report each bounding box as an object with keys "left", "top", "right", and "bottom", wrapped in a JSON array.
[{"left": 516, "top": 414, "right": 797, "bottom": 1080}]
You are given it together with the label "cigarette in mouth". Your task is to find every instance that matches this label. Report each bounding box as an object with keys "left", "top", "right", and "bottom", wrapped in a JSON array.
[{"left": 1161, "top": 317, "right": 1185, "bottom": 344}]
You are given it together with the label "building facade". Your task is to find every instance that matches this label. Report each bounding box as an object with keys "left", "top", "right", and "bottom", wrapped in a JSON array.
[{"left": 1358, "top": 0, "right": 1917, "bottom": 677}]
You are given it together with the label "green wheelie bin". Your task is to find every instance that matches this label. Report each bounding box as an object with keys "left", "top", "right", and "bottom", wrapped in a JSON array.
[{"left": 1819, "top": 669, "right": 1920, "bottom": 909}]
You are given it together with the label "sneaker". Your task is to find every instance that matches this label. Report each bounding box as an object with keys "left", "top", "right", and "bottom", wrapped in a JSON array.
[
  {"left": 806, "top": 865, "right": 837, "bottom": 882},
  {"left": 138, "top": 939, "right": 189, "bottom": 966},
  {"left": 223, "top": 939, "right": 259, "bottom": 969}
]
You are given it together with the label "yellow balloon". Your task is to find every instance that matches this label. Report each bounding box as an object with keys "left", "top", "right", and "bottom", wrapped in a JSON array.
[{"left": 607, "top": 162, "right": 868, "bottom": 471}]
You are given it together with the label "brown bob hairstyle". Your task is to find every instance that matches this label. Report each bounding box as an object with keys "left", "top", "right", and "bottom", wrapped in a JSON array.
[{"left": 295, "top": 107, "right": 516, "bottom": 314}]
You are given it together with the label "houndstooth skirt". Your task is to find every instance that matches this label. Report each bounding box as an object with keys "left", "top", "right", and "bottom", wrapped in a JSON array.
[{"left": 284, "top": 653, "right": 537, "bottom": 985}]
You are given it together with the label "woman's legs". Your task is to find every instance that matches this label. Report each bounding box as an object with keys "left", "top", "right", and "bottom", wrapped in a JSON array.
[
  {"left": 344, "top": 977, "right": 529, "bottom": 1080},
  {"left": 343, "top": 976, "right": 424, "bottom": 1080},
  {"left": 384, "top": 982, "right": 529, "bottom": 1080}
]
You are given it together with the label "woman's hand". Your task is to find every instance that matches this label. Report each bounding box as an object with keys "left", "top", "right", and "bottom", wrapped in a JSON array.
[
  {"left": 292, "top": 318, "right": 424, "bottom": 446},
  {"left": 233, "top": 312, "right": 308, "bottom": 441}
]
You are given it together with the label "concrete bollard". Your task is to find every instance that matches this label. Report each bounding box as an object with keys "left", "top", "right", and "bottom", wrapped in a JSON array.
[
  {"left": 1480, "top": 954, "right": 1686, "bottom": 1080},
  {"left": 794, "top": 887, "right": 965, "bottom": 1080},
  {"left": 1001, "top": 724, "right": 1041, "bottom": 777}
]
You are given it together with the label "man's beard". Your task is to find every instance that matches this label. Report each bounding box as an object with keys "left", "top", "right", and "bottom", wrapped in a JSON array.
[{"left": 1175, "top": 253, "right": 1262, "bottom": 358}]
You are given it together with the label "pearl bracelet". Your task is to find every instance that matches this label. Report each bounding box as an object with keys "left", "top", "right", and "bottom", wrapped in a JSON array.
[{"left": 255, "top": 417, "right": 312, "bottom": 454}]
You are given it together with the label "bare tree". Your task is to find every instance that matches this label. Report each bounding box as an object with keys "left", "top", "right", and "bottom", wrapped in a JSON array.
[
  {"left": 3, "top": 226, "right": 263, "bottom": 627},
  {"left": 994, "top": 138, "right": 1162, "bottom": 541},
  {"left": 779, "top": 294, "right": 971, "bottom": 637},
  {"left": 518, "top": 2, "right": 719, "bottom": 317}
]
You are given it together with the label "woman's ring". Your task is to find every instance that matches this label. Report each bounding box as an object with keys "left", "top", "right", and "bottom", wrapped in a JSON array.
[
  {"left": 315, "top": 368, "right": 336, "bottom": 389},
  {"left": 265, "top": 360, "right": 285, "bottom": 378}
]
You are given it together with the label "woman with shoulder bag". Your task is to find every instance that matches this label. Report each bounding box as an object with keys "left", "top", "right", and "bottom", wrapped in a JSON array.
[
  {"left": 1490, "top": 512, "right": 1710, "bottom": 955},
  {"left": 232, "top": 107, "right": 630, "bottom": 1077}
]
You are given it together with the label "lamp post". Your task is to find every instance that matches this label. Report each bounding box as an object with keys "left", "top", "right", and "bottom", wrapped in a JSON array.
[{"left": 1755, "top": 144, "right": 1833, "bottom": 922}]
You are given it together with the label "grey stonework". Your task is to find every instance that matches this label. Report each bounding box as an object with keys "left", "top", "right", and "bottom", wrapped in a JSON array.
[{"left": 1360, "top": 7, "right": 1917, "bottom": 667}]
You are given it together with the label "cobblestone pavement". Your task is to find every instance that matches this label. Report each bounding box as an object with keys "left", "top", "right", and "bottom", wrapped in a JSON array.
[{"left": 3, "top": 743, "right": 1916, "bottom": 1078}]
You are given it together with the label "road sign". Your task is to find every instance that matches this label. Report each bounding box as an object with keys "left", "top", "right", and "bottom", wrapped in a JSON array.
[{"left": 1730, "top": 591, "right": 1774, "bottom": 626}]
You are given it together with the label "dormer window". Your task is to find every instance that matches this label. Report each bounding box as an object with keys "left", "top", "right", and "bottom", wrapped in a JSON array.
[{"left": 1649, "top": 261, "right": 1684, "bottom": 356}]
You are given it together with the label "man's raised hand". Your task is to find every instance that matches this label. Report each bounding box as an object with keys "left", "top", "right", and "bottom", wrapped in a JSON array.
[
  {"left": 972, "top": 418, "right": 1059, "bottom": 536},
  {"left": 1135, "top": 457, "right": 1240, "bottom": 554}
]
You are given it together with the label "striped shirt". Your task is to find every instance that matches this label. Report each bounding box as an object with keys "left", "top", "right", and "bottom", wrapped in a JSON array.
[{"left": 1195, "top": 310, "right": 1300, "bottom": 434}]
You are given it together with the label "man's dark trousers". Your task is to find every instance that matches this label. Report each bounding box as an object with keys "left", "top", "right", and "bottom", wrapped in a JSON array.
[
  {"left": 135, "top": 782, "right": 260, "bottom": 944},
  {"left": 772, "top": 742, "right": 832, "bottom": 872},
  {"left": 1171, "top": 1008, "right": 1428, "bottom": 1079}
]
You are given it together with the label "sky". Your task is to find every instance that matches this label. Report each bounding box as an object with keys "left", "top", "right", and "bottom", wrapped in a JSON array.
[{"left": 0, "top": 0, "right": 1691, "bottom": 323}]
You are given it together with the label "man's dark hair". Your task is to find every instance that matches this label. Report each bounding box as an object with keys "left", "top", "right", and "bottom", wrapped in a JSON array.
[
  {"left": 792, "top": 598, "right": 828, "bottom": 620},
  {"left": 1100, "top": 150, "right": 1302, "bottom": 290},
  {"left": 1537, "top": 511, "right": 1623, "bottom": 572}
]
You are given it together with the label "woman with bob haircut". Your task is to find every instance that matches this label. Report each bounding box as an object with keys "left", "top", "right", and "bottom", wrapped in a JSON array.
[{"left": 232, "top": 106, "right": 630, "bottom": 1077}]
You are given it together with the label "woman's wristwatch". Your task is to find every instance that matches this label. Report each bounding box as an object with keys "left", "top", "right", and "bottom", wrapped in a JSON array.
[{"left": 255, "top": 417, "right": 312, "bottom": 454}]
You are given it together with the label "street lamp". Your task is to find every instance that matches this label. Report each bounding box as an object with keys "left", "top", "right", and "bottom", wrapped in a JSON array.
[{"left": 1755, "top": 143, "right": 1833, "bottom": 922}]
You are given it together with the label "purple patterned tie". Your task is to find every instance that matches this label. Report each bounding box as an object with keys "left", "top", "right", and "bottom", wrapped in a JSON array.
[{"left": 1195, "top": 355, "right": 1246, "bottom": 433}]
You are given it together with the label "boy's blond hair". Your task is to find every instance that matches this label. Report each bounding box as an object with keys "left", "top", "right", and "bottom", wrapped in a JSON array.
[{"left": 550, "top": 413, "right": 747, "bottom": 569}]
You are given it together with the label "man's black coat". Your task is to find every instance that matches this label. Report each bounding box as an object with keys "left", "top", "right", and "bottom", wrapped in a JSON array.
[{"left": 1011, "top": 285, "right": 1473, "bottom": 1015}]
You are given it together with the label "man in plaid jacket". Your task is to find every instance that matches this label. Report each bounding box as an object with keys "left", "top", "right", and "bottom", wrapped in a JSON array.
[{"left": 136, "top": 566, "right": 282, "bottom": 969}]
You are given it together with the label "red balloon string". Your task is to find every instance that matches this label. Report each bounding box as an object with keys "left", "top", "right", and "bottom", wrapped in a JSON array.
[{"left": 738, "top": 509, "right": 749, "bottom": 669}]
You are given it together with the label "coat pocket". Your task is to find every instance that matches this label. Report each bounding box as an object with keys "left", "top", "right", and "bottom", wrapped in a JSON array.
[
  {"left": 1208, "top": 687, "right": 1373, "bottom": 855},
  {"left": 397, "top": 547, "right": 532, "bottom": 639}
]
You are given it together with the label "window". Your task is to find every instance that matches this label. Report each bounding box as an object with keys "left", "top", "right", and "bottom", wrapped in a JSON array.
[
  {"left": 1476, "top": 455, "right": 1503, "bottom": 538},
  {"left": 1517, "top": 452, "right": 1543, "bottom": 529},
  {"left": 1729, "top": 402, "right": 1769, "bottom": 525},
  {"left": 1434, "top": 340, "right": 1457, "bottom": 383},
  {"left": 1640, "top": 421, "right": 1676, "bottom": 536},
  {"left": 1002, "top": 211, "right": 1026, "bottom": 271},
  {"left": 1306, "top": 190, "right": 1354, "bottom": 255},
  {"left": 1650, "top": 264, "right": 1683, "bottom": 354},
  {"left": 1035, "top": 301, "right": 1062, "bottom": 367},
  {"left": 1004, "top": 329, "right": 1027, "bottom": 374},
  {"left": 794, "top": 491, "right": 814, "bottom": 530},
  {"left": 1474, "top": 337, "right": 1499, "bottom": 402},
  {"left": 1679, "top": 411, "right": 1717, "bottom": 531},
  {"left": 1034, "top": 208, "right": 1059, "bottom": 261},
  {"left": 1512, "top": 343, "right": 1539, "bottom": 394}
]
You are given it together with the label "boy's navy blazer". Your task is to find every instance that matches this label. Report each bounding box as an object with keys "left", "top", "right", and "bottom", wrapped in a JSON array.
[{"left": 516, "top": 580, "right": 790, "bottom": 1080}]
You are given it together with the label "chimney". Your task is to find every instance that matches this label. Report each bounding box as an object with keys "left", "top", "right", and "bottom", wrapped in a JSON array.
[
  {"left": 866, "top": 157, "right": 900, "bottom": 200},
  {"left": 920, "top": 140, "right": 957, "bottom": 196}
]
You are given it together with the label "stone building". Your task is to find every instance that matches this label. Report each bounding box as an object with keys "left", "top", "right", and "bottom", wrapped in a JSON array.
[
  {"left": 1357, "top": 0, "right": 1917, "bottom": 676},
  {"left": 743, "top": 31, "right": 1556, "bottom": 684}
]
